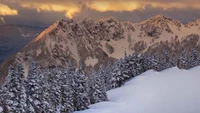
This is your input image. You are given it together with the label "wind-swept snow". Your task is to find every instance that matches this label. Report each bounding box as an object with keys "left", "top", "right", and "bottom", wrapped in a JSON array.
[{"left": 75, "top": 67, "right": 200, "bottom": 113}]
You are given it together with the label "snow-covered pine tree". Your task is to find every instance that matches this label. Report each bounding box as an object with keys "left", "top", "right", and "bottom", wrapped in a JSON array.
[
  {"left": 67, "top": 61, "right": 77, "bottom": 111},
  {"left": 26, "top": 61, "right": 43, "bottom": 113},
  {"left": 66, "top": 61, "right": 76, "bottom": 89},
  {"left": 55, "top": 104, "right": 61, "bottom": 113},
  {"left": 16, "top": 63, "right": 27, "bottom": 113},
  {"left": 74, "top": 64, "right": 90, "bottom": 111},
  {"left": 140, "top": 53, "right": 150, "bottom": 71},
  {"left": 89, "top": 70, "right": 108, "bottom": 104},
  {"left": 105, "top": 61, "right": 113, "bottom": 91},
  {"left": 160, "top": 49, "right": 174, "bottom": 70},
  {"left": 0, "top": 87, "right": 9, "bottom": 113},
  {"left": 129, "top": 53, "right": 140, "bottom": 77},
  {"left": 110, "top": 60, "right": 125, "bottom": 88},
  {"left": 177, "top": 49, "right": 188, "bottom": 69},
  {"left": 189, "top": 48, "right": 199, "bottom": 68},
  {"left": 0, "top": 66, "right": 15, "bottom": 113},
  {"left": 120, "top": 52, "right": 132, "bottom": 80},
  {"left": 63, "top": 82, "right": 75, "bottom": 113},
  {"left": 60, "top": 68, "right": 75, "bottom": 113},
  {"left": 87, "top": 70, "right": 96, "bottom": 104},
  {"left": 98, "top": 65, "right": 107, "bottom": 90},
  {"left": 3, "top": 64, "right": 27, "bottom": 112},
  {"left": 47, "top": 68, "right": 62, "bottom": 112},
  {"left": 150, "top": 51, "right": 160, "bottom": 71},
  {"left": 136, "top": 56, "right": 145, "bottom": 75},
  {"left": 98, "top": 64, "right": 109, "bottom": 98},
  {"left": 39, "top": 72, "right": 52, "bottom": 113},
  {"left": 171, "top": 52, "right": 177, "bottom": 67}
]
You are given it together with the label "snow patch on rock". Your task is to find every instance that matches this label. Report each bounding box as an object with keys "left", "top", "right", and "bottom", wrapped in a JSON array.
[{"left": 85, "top": 57, "right": 98, "bottom": 67}]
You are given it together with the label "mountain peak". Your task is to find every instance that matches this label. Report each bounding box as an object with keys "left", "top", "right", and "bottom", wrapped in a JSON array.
[
  {"left": 153, "top": 14, "right": 168, "bottom": 19},
  {"left": 187, "top": 19, "right": 200, "bottom": 27},
  {"left": 97, "top": 17, "right": 119, "bottom": 25},
  {"left": 143, "top": 15, "right": 176, "bottom": 24},
  {"left": 34, "top": 21, "right": 58, "bottom": 42},
  {"left": 139, "top": 15, "right": 183, "bottom": 38},
  {"left": 141, "top": 15, "right": 182, "bottom": 28}
]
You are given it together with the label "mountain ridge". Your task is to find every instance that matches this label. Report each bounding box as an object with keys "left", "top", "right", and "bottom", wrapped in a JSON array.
[{"left": 0, "top": 15, "right": 200, "bottom": 85}]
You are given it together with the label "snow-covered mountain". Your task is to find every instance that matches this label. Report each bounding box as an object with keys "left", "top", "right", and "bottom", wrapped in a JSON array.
[
  {"left": 0, "top": 24, "right": 45, "bottom": 63},
  {"left": 0, "top": 15, "right": 200, "bottom": 84},
  {"left": 75, "top": 66, "right": 200, "bottom": 113}
]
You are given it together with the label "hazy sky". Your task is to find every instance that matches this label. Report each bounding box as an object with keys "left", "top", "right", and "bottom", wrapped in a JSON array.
[{"left": 0, "top": 0, "right": 200, "bottom": 26}]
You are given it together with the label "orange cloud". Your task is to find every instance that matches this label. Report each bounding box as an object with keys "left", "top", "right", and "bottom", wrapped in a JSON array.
[
  {"left": 12, "top": 1, "right": 142, "bottom": 18},
  {"left": 2, "top": 0, "right": 200, "bottom": 18},
  {"left": 148, "top": 2, "right": 199, "bottom": 9},
  {"left": 85, "top": 1, "right": 140, "bottom": 12},
  {"left": 85, "top": 1, "right": 200, "bottom": 13},
  {"left": 0, "top": 4, "right": 18, "bottom": 16},
  {"left": 20, "top": 3, "right": 80, "bottom": 18}
]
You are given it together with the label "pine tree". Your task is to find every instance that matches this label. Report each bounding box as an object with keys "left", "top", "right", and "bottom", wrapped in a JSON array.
[
  {"left": 189, "top": 48, "right": 199, "bottom": 68},
  {"left": 111, "top": 60, "right": 125, "bottom": 88},
  {"left": 177, "top": 49, "right": 188, "bottom": 69},
  {"left": 2, "top": 64, "right": 27, "bottom": 113},
  {"left": 151, "top": 51, "right": 160, "bottom": 71},
  {"left": 135, "top": 56, "right": 145, "bottom": 75},
  {"left": 0, "top": 88, "right": 9, "bottom": 113},
  {"left": 56, "top": 104, "right": 61, "bottom": 113},
  {"left": 129, "top": 53, "right": 141, "bottom": 77},
  {"left": 105, "top": 61, "right": 113, "bottom": 91},
  {"left": 0, "top": 66, "right": 14, "bottom": 113},
  {"left": 26, "top": 61, "right": 43, "bottom": 113},
  {"left": 121, "top": 53, "right": 133, "bottom": 79},
  {"left": 74, "top": 64, "right": 90, "bottom": 111},
  {"left": 98, "top": 65, "right": 107, "bottom": 90},
  {"left": 39, "top": 72, "right": 52, "bottom": 113},
  {"left": 63, "top": 83, "right": 75, "bottom": 113},
  {"left": 16, "top": 64, "right": 27, "bottom": 113},
  {"left": 160, "top": 49, "right": 174, "bottom": 70},
  {"left": 87, "top": 70, "right": 95, "bottom": 104},
  {"left": 87, "top": 70, "right": 96, "bottom": 104},
  {"left": 59, "top": 61, "right": 76, "bottom": 112},
  {"left": 47, "top": 68, "right": 62, "bottom": 112},
  {"left": 140, "top": 53, "right": 150, "bottom": 71},
  {"left": 60, "top": 69, "right": 75, "bottom": 113},
  {"left": 89, "top": 70, "right": 108, "bottom": 104}
]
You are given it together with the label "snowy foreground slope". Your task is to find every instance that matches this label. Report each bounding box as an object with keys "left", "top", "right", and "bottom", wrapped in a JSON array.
[{"left": 75, "top": 67, "right": 200, "bottom": 113}]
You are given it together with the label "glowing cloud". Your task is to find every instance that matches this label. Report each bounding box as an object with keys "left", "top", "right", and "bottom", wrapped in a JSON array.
[
  {"left": 0, "top": 4, "right": 18, "bottom": 16},
  {"left": 86, "top": 1, "right": 141, "bottom": 12},
  {"left": 2, "top": 0, "right": 200, "bottom": 19},
  {"left": 20, "top": 3, "right": 80, "bottom": 18},
  {"left": 85, "top": 1, "right": 200, "bottom": 12}
]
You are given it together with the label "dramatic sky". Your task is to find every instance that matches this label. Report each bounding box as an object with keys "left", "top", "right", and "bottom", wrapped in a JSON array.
[{"left": 0, "top": 0, "right": 200, "bottom": 26}]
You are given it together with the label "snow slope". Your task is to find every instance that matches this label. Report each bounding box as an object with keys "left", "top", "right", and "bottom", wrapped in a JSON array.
[{"left": 75, "top": 67, "right": 200, "bottom": 113}]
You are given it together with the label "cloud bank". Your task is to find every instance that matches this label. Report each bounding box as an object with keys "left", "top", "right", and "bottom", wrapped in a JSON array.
[{"left": 0, "top": 0, "right": 200, "bottom": 25}]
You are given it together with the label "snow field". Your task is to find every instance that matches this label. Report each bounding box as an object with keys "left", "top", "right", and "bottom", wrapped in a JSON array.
[{"left": 75, "top": 67, "right": 200, "bottom": 113}]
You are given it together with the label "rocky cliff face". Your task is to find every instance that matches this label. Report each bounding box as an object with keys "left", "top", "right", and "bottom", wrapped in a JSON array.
[{"left": 0, "top": 15, "right": 200, "bottom": 85}]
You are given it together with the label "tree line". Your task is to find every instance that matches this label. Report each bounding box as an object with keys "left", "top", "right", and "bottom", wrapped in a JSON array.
[{"left": 0, "top": 45, "right": 200, "bottom": 113}]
